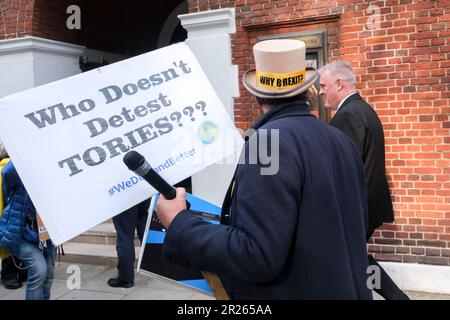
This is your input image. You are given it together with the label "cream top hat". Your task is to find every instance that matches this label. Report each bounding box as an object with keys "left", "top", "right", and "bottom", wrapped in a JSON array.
[{"left": 242, "top": 39, "right": 318, "bottom": 98}]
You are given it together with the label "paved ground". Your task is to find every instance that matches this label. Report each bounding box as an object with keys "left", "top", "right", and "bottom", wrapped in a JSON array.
[
  {"left": 373, "top": 290, "right": 450, "bottom": 300},
  {"left": 1, "top": 261, "right": 449, "bottom": 300},
  {"left": 0, "top": 261, "right": 214, "bottom": 300}
]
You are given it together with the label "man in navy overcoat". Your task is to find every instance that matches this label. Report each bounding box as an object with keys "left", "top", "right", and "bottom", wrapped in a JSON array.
[{"left": 156, "top": 40, "right": 372, "bottom": 299}]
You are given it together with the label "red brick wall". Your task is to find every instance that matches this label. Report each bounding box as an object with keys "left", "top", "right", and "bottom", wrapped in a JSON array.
[
  {"left": 0, "top": 0, "right": 35, "bottom": 39},
  {"left": 190, "top": 0, "right": 450, "bottom": 266},
  {"left": 350, "top": 1, "right": 450, "bottom": 265}
]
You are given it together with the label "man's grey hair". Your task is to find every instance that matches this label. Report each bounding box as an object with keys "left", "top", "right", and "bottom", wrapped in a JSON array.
[
  {"left": 318, "top": 60, "right": 356, "bottom": 86},
  {"left": 0, "top": 139, "right": 7, "bottom": 160}
]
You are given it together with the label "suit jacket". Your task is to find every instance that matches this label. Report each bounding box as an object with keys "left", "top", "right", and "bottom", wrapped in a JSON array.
[
  {"left": 330, "top": 93, "right": 394, "bottom": 238},
  {"left": 162, "top": 101, "right": 371, "bottom": 299}
]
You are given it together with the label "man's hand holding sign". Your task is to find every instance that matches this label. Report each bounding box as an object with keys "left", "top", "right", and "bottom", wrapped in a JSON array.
[{"left": 123, "top": 150, "right": 230, "bottom": 299}]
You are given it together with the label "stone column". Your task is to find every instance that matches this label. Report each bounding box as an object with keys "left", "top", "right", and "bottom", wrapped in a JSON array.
[{"left": 179, "top": 8, "right": 240, "bottom": 206}]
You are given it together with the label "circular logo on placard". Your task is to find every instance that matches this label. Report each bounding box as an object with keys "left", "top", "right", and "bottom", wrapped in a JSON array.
[{"left": 198, "top": 121, "right": 219, "bottom": 144}]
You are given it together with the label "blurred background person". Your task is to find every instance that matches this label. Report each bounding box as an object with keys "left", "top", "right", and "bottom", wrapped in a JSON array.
[
  {"left": 0, "top": 139, "right": 55, "bottom": 299},
  {"left": 108, "top": 199, "right": 151, "bottom": 288},
  {"left": 0, "top": 139, "right": 27, "bottom": 290}
]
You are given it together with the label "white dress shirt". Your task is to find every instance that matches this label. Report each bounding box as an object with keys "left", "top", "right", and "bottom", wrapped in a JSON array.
[{"left": 336, "top": 92, "right": 358, "bottom": 112}]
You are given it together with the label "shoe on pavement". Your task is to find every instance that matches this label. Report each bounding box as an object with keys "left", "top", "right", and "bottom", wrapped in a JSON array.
[
  {"left": 107, "top": 277, "right": 134, "bottom": 288},
  {"left": 2, "top": 277, "right": 22, "bottom": 290}
]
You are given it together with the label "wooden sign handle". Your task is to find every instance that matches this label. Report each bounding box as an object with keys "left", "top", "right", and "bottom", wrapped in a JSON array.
[{"left": 201, "top": 271, "right": 230, "bottom": 300}]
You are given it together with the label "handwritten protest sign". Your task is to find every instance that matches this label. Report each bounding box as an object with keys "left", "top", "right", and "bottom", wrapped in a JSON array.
[{"left": 0, "top": 43, "right": 243, "bottom": 245}]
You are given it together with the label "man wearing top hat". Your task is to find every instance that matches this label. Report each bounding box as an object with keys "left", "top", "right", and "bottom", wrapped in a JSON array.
[{"left": 156, "top": 39, "right": 372, "bottom": 299}]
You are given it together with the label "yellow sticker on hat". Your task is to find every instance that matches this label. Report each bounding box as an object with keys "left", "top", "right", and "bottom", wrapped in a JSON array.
[{"left": 256, "top": 69, "right": 306, "bottom": 90}]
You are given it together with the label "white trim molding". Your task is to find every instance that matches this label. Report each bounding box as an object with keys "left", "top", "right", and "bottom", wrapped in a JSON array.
[
  {"left": 179, "top": 8, "right": 236, "bottom": 38},
  {"left": 0, "top": 36, "right": 126, "bottom": 98},
  {"left": 0, "top": 36, "right": 85, "bottom": 56}
]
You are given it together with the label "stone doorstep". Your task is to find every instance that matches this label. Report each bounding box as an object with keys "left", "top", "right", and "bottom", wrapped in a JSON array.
[
  {"left": 380, "top": 261, "right": 450, "bottom": 295},
  {"left": 69, "top": 222, "right": 140, "bottom": 246},
  {"left": 59, "top": 221, "right": 141, "bottom": 267},
  {"left": 59, "top": 242, "right": 141, "bottom": 267}
]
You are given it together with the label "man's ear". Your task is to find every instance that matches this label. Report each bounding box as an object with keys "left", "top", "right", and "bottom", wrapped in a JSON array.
[{"left": 336, "top": 78, "right": 344, "bottom": 91}]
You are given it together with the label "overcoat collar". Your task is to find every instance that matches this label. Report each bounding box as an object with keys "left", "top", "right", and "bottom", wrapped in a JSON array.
[
  {"left": 221, "top": 100, "right": 313, "bottom": 225},
  {"left": 337, "top": 93, "right": 361, "bottom": 112},
  {"left": 251, "top": 100, "right": 313, "bottom": 131}
]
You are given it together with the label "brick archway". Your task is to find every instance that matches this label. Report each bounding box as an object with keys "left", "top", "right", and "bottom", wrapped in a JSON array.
[{"left": 0, "top": 0, "right": 187, "bottom": 56}]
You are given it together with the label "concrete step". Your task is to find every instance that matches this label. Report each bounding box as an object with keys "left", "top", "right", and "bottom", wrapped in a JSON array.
[
  {"left": 59, "top": 242, "right": 141, "bottom": 267},
  {"left": 59, "top": 221, "right": 141, "bottom": 267},
  {"left": 70, "top": 222, "right": 140, "bottom": 246}
]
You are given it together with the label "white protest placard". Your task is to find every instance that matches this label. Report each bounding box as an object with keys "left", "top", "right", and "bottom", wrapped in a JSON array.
[{"left": 0, "top": 43, "right": 244, "bottom": 245}]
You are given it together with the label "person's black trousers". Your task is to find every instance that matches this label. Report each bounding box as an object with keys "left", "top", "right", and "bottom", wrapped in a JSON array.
[
  {"left": 366, "top": 227, "right": 409, "bottom": 300},
  {"left": 112, "top": 198, "right": 151, "bottom": 283},
  {"left": 368, "top": 255, "right": 410, "bottom": 300}
]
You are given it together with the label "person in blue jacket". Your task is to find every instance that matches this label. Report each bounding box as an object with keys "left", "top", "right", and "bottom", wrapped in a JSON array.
[
  {"left": 0, "top": 143, "right": 55, "bottom": 300},
  {"left": 0, "top": 140, "right": 27, "bottom": 290},
  {"left": 156, "top": 39, "right": 372, "bottom": 299}
]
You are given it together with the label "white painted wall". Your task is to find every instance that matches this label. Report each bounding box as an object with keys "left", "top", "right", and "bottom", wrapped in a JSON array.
[
  {"left": 0, "top": 36, "right": 127, "bottom": 98},
  {"left": 380, "top": 262, "right": 450, "bottom": 295},
  {"left": 0, "top": 37, "right": 85, "bottom": 97},
  {"left": 0, "top": 51, "right": 35, "bottom": 96},
  {"left": 179, "top": 8, "right": 240, "bottom": 206}
]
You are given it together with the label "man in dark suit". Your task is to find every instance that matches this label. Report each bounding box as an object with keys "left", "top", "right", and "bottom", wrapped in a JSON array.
[
  {"left": 319, "top": 60, "right": 409, "bottom": 300},
  {"left": 107, "top": 198, "right": 150, "bottom": 288},
  {"left": 155, "top": 39, "right": 372, "bottom": 299}
]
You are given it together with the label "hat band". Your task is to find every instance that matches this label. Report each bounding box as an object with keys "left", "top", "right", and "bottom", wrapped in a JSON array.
[{"left": 256, "top": 68, "right": 306, "bottom": 90}]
